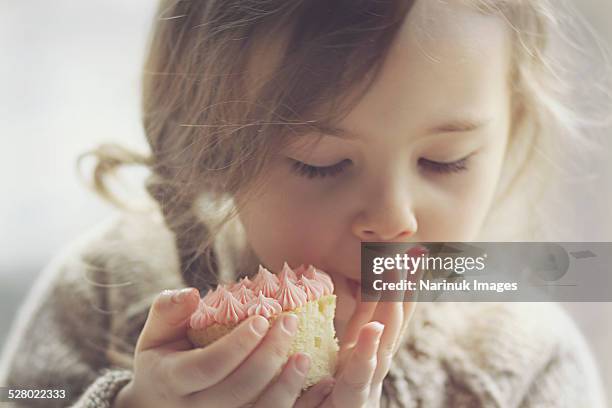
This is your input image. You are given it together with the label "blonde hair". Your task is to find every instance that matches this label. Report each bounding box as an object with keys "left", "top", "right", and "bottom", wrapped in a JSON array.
[{"left": 78, "top": 0, "right": 611, "bottom": 289}]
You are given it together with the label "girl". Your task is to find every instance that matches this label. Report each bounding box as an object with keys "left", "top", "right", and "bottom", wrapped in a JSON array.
[{"left": 1, "top": 0, "right": 609, "bottom": 407}]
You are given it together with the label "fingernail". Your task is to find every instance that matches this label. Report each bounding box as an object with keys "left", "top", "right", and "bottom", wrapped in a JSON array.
[
  {"left": 356, "top": 322, "right": 384, "bottom": 356},
  {"left": 407, "top": 245, "right": 425, "bottom": 253},
  {"left": 372, "top": 323, "right": 385, "bottom": 353},
  {"left": 171, "top": 288, "right": 195, "bottom": 304},
  {"left": 281, "top": 313, "right": 298, "bottom": 335},
  {"left": 372, "top": 321, "right": 385, "bottom": 339},
  {"left": 294, "top": 353, "right": 310, "bottom": 375},
  {"left": 250, "top": 316, "right": 269, "bottom": 336}
]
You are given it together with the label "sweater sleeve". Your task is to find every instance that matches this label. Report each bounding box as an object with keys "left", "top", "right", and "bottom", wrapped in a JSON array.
[
  {"left": 67, "top": 369, "right": 133, "bottom": 408},
  {"left": 0, "top": 221, "right": 137, "bottom": 408}
]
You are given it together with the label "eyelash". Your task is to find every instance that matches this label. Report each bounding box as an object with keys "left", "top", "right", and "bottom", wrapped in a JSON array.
[
  {"left": 289, "top": 155, "right": 472, "bottom": 179},
  {"left": 290, "top": 159, "right": 352, "bottom": 179},
  {"left": 418, "top": 156, "right": 471, "bottom": 174}
]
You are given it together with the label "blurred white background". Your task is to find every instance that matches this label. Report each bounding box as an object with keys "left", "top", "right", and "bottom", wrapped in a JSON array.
[{"left": 1, "top": 0, "right": 611, "bottom": 403}]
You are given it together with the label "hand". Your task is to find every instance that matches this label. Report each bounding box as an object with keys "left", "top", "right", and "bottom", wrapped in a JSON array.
[
  {"left": 113, "top": 288, "right": 333, "bottom": 408},
  {"left": 319, "top": 245, "right": 427, "bottom": 407}
]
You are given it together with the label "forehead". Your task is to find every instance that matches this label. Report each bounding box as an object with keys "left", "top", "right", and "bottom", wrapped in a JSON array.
[{"left": 338, "top": 0, "right": 511, "bottom": 136}]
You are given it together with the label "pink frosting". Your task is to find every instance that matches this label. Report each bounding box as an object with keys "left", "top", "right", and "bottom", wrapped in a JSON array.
[
  {"left": 202, "top": 288, "right": 215, "bottom": 303},
  {"left": 214, "top": 290, "right": 246, "bottom": 325},
  {"left": 252, "top": 264, "right": 279, "bottom": 284},
  {"left": 203, "top": 286, "right": 226, "bottom": 308},
  {"left": 252, "top": 265, "right": 280, "bottom": 298},
  {"left": 233, "top": 285, "right": 255, "bottom": 304},
  {"left": 276, "top": 274, "right": 307, "bottom": 311},
  {"left": 279, "top": 261, "right": 298, "bottom": 282},
  {"left": 189, "top": 262, "right": 334, "bottom": 330},
  {"left": 293, "top": 264, "right": 308, "bottom": 278},
  {"left": 246, "top": 292, "right": 282, "bottom": 319},
  {"left": 190, "top": 302, "right": 216, "bottom": 329},
  {"left": 298, "top": 275, "right": 324, "bottom": 301},
  {"left": 230, "top": 276, "right": 253, "bottom": 292},
  {"left": 304, "top": 265, "right": 334, "bottom": 295}
]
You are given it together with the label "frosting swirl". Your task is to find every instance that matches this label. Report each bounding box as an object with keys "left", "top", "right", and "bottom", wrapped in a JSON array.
[
  {"left": 190, "top": 302, "right": 216, "bottom": 329},
  {"left": 304, "top": 265, "right": 334, "bottom": 295},
  {"left": 230, "top": 276, "right": 253, "bottom": 292},
  {"left": 233, "top": 285, "right": 255, "bottom": 304},
  {"left": 203, "top": 286, "right": 225, "bottom": 308},
  {"left": 293, "top": 264, "right": 308, "bottom": 278},
  {"left": 214, "top": 290, "right": 246, "bottom": 324},
  {"left": 252, "top": 265, "right": 280, "bottom": 298},
  {"left": 246, "top": 292, "right": 282, "bottom": 319},
  {"left": 279, "top": 261, "right": 298, "bottom": 282},
  {"left": 298, "top": 275, "right": 324, "bottom": 301},
  {"left": 276, "top": 274, "right": 307, "bottom": 310}
]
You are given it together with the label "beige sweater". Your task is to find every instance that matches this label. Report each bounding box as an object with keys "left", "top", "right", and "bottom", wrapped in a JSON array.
[{"left": 0, "top": 206, "right": 606, "bottom": 407}]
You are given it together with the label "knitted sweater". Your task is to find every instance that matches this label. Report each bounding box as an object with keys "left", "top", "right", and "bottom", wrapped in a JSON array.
[{"left": 0, "top": 206, "right": 606, "bottom": 408}]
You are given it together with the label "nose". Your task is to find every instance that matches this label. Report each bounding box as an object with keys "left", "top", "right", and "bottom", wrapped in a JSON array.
[{"left": 352, "top": 183, "right": 418, "bottom": 242}]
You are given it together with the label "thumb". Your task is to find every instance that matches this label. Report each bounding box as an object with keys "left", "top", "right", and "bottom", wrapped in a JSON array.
[{"left": 136, "top": 287, "right": 200, "bottom": 353}]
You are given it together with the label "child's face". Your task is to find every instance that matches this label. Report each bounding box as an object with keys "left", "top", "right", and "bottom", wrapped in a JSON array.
[{"left": 236, "top": 1, "right": 511, "bottom": 332}]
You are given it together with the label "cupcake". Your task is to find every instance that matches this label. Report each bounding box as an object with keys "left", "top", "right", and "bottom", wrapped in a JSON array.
[{"left": 187, "top": 262, "right": 339, "bottom": 389}]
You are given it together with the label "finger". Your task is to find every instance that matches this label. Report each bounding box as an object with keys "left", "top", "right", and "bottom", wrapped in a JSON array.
[
  {"left": 294, "top": 377, "right": 335, "bottom": 408},
  {"left": 393, "top": 245, "right": 428, "bottom": 355},
  {"left": 339, "top": 291, "right": 378, "bottom": 351},
  {"left": 253, "top": 352, "right": 311, "bottom": 408},
  {"left": 187, "top": 313, "right": 298, "bottom": 407},
  {"left": 136, "top": 288, "right": 200, "bottom": 352},
  {"left": 371, "top": 302, "right": 403, "bottom": 385},
  {"left": 336, "top": 294, "right": 377, "bottom": 374},
  {"left": 324, "top": 322, "right": 383, "bottom": 408},
  {"left": 395, "top": 283, "right": 418, "bottom": 354},
  {"left": 370, "top": 247, "right": 426, "bottom": 385},
  {"left": 162, "top": 314, "right": 270, "bottom": 395},
  {"left": 381, "top": 245, "right": 427, "bottom": 343},
  {"left": 403, "top": 245, "right": 428, "bottom": 304},
  {"left": 391, "top": 301, "right": 414, "bottom": 355}
]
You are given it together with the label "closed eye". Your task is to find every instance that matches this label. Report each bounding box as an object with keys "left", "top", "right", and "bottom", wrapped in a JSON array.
[
  {"left": 418, "top": 154, "right": 474, "bottom": 174},
  {"left": 288, "top": 153, "right": 474, "bottom": 180},
  {"left": 289, "top": 159, "right": 352, "bottom": 179}
]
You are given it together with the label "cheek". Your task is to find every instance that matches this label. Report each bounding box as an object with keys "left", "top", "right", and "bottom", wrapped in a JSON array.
[
  {"left": 237, "top": 170, "right": 347, "bottom": 271},
  {"left": 418, "top": 143, "right": 506, "bottom": 241}
]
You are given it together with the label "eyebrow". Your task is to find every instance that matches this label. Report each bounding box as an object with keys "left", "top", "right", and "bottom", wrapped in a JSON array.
[
  {"left": 428, "top": 117, "right": 493, "bottom": 134},
  {"left": 311, "top": 117, "right": 493, "bottom": 139}
]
